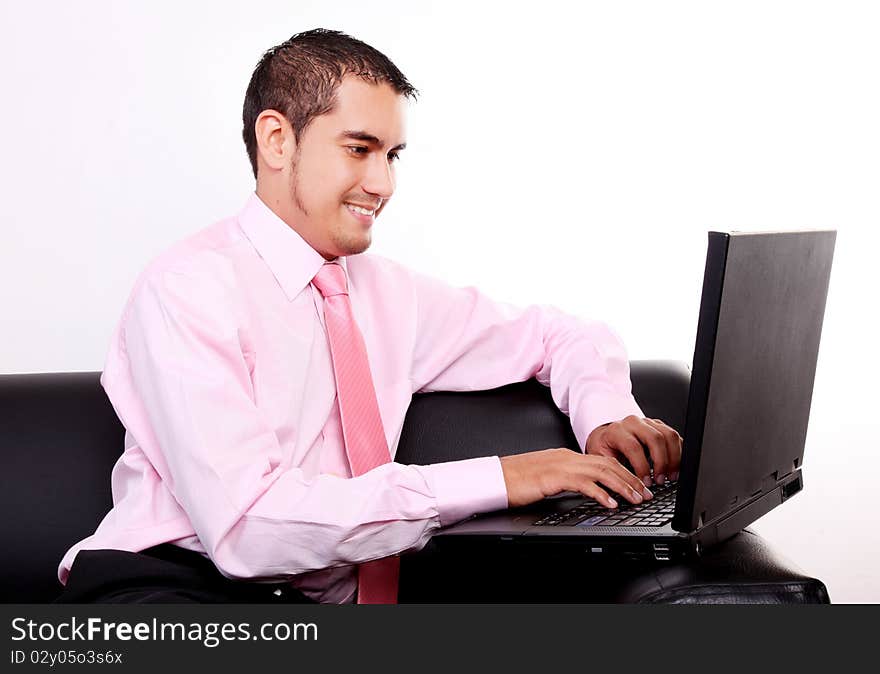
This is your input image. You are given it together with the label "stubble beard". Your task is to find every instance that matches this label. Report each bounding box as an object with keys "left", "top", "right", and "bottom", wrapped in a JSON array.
[
  {"left": 289, "top": 152, "right": 371, "bottom": 258},
  {"left": 289, "top": 149, "right": 310, "bottom": 218}
]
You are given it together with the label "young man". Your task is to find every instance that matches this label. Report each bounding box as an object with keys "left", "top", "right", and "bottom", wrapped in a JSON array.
[{"left": 57, "top": 29, "right": 681, "bottom": 604}]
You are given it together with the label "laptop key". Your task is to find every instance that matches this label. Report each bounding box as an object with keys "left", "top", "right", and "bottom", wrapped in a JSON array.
[{"left": 559, "top": 511, "right": 595, "bottom": 526}]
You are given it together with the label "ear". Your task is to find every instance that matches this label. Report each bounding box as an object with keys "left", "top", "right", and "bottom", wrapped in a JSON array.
[{"left": 255, "top": 110, "right": 294, "bottom": 173}]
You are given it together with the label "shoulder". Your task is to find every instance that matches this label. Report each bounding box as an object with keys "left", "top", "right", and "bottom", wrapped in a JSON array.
[{"left": 124, "top": 216, "right": 250, "bottom": 322}]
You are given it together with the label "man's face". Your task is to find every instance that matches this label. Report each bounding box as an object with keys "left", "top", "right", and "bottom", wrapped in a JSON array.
[{"left": 281, "top": 76, "right": 408, "bottom": 260}]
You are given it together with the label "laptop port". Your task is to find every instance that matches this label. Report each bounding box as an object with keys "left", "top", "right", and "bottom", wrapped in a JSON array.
[{"left": 653, "top": 543, "right": 671, "bottom": 561}]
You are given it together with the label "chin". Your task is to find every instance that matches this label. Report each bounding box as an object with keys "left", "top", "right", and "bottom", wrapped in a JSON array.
[{"left": 336, "top": 236, "right": 371, "bottom": 257}]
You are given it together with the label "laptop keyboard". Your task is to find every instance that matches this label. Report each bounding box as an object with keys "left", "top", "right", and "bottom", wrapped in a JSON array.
[{"left": 534, "top": 480, "right": 678, "bottom": 527}]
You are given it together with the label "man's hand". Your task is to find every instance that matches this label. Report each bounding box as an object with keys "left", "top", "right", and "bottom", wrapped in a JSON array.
[
  {"left": 499, "top": 448, "right": 653, "bottom": 509},
  {"left": 586, "top": 415, "right": 683, "bottom": 488}
]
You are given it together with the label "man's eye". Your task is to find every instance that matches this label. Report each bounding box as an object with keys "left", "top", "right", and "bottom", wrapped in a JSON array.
[{"left": 348, "top": 146, "right": 400, "bottom": 162}]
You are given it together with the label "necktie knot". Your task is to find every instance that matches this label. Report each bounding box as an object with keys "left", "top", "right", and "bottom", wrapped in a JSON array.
[{"left": 312, "top": 263, "right": 348, "bottom": 298}]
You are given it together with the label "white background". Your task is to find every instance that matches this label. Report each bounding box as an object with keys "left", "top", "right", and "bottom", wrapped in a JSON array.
[{"left": 2, "top": 1, "right": 878, "bottom": 602}]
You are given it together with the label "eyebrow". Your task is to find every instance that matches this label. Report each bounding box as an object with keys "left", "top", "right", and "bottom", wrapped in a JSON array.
[{"left": 338, "top": 130, "right": 407, "bottom": 151}]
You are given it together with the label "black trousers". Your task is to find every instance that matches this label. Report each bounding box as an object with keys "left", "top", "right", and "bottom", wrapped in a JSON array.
[{"left": 54, "top": 544, "right": 318, "bottom": 604}]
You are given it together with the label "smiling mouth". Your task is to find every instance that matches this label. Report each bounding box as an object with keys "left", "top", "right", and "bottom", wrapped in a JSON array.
[{"left": 344, "top": 202, "right": 378, "bottom": 216}]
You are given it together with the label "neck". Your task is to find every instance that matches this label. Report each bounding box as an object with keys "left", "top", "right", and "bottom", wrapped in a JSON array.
[{"left": 254, "top": 185, "right": 339, "bottom": 262}]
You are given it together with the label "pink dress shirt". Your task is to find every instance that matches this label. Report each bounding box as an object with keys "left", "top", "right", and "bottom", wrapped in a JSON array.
[{"left": 58, "top": 192, "right": 644, "bottom": 603}]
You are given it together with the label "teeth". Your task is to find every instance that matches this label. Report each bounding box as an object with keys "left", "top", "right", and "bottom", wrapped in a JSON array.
[{"left": 345, "top": 204, "right": 374, "bottom": 216}]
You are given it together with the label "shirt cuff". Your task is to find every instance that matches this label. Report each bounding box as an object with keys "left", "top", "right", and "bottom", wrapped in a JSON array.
[{"left": 416, "top": 456, "right": 509, "bottom": 528}]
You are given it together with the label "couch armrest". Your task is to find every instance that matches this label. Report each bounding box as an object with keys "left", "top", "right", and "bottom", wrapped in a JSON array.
[{"left": 614, "top": 528, "right": 830, "bottom": 604}]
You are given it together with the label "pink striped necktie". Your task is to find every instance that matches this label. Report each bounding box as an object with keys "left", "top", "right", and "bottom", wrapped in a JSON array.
[{"left": 311, "top": 262, "right": 400, "bottom": 604}]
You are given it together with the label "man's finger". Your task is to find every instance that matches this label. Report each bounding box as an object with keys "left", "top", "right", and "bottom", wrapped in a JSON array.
[
  {"left": 582, "top": 456, "right": 652, "bottom": 506},
  {"left": 626, "top": 418, "right": 671, "bottom": 483},
  {"left": 603, "top": 429, "right": 653, "bottom": 486},
  {"left": 645, "top": 418, "right": 683, "bottom": 478}
]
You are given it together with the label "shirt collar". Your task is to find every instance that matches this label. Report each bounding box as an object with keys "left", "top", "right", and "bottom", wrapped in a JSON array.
[{"left": 237, "top": 192, "right": 348, "bottom": 301}]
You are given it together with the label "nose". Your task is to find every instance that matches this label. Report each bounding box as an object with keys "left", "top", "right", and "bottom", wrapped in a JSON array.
[{"left": 361, "top": 153, "right": 395, "bottom": 201}]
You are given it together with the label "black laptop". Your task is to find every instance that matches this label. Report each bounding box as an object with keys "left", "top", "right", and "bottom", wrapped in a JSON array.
[{"left": 433, "top": 230, "right": 836, "bottom": 561}]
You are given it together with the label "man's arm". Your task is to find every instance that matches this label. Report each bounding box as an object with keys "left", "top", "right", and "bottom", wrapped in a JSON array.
[
  {"left": 409, "top": 268, "right": 641, "bottom": 445},
  {"left": 407, "top": 267, "right": 680, "bottom": 502},
  {"left": 108, "top": 267, "right": 507, "bottom": 580}
]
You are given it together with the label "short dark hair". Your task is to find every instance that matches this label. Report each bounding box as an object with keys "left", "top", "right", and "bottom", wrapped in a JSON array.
[{"left": 242, "top": 28, "right": 419, "bottom": 179}]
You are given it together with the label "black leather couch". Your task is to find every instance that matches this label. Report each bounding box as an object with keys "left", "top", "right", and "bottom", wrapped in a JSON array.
[{"left": 1, "top": 360, "right": 830, "bottom": 603}]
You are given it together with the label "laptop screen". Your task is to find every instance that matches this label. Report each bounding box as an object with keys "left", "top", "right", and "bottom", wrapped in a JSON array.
[{"left": 673, "top": 230, "right": 836, "bottom": 531}]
